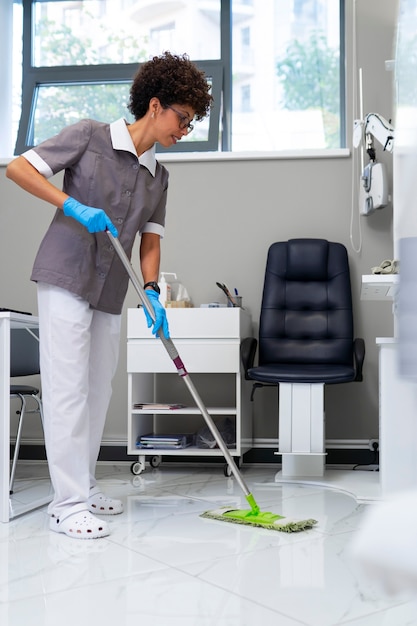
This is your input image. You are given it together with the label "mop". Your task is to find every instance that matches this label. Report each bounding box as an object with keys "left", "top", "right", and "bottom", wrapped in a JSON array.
[{"left": 108, "top": 232, "right": 317, "bottom": 532}]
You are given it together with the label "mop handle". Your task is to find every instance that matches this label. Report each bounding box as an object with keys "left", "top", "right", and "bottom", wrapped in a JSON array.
[
  {"left": 181, "top": 374, "right": 253, "bottom": 500},
  {"left": 107, "top": 231, "right": 254, "bottom": 502}
]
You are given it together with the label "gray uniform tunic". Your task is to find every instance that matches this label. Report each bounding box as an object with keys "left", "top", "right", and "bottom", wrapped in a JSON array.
[{"left": 23, "top": 118, "right": 169, "bottom": 314}]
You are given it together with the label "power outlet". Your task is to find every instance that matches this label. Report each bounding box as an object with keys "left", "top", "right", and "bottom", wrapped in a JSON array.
[{"left": 368, "top": 439, "right": 379, "bottom": 451}]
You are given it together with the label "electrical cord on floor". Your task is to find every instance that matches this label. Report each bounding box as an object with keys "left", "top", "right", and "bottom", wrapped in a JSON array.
[{"left": 353, "top": 442, "right": 379, "bottom": 471}]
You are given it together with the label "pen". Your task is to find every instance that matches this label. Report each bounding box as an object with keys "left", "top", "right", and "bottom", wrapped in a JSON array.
[{"left": 234, "top": 288, "right": 239, "bottom": 296}]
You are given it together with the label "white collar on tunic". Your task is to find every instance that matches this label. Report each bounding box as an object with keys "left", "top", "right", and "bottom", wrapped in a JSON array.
[{"left": 110, "top": 118, "right": 156, "bottom": 177}]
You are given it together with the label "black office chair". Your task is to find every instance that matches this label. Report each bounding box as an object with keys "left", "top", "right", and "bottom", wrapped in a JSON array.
[
  {"left": 241, "top": 239, "right": 365, "bottom": 477},
  {"left": 10, "top": 328, "right": 44, "bottom": 494}
]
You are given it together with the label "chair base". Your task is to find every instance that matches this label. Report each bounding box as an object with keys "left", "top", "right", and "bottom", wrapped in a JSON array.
[
  {"left": 276, "top": 452, "right": 327, "bottom": 477},
  {"left": 278, "top": 382, "right": 326, "bottom": 477}
]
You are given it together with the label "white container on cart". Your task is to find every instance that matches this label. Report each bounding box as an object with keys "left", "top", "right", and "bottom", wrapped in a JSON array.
[{"left": 158, "top": 272, "right": 174, "bottom": 307}]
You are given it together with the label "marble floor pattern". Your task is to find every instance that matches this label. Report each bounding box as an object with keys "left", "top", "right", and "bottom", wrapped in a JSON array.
[{"left": 1, "top": 462, "right": 417, "bottom": 626}]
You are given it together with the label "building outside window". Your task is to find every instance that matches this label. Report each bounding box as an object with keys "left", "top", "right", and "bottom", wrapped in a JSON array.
[{"left": 8, "top": 0, "right": 343, "bottom": 156}]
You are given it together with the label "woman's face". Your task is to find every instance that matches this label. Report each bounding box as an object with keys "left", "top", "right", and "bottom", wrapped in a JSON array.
[{"left": 157, "top": 104, "right": 196, "bottom": 147}]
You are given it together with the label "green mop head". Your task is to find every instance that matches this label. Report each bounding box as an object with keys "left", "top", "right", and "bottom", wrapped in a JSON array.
[
  {"left": 200, "top": 493, "right": 317, "bottom": 533},
  {"left": 200, "top": 507, "right": 317, "bottom": 532}
]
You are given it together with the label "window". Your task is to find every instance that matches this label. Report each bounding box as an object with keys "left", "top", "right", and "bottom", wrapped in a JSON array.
[
  {"left": 231, "top": 0, "right": 344, "bottom": 151},
  {"left": 10, "top": 0, "right": 344, "bottom": 156},
  {"left": 241, "top": 85, "right": 251, "bottom": 113}
]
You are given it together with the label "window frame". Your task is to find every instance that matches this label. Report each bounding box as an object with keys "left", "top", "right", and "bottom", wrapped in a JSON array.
[{"left": 14, "top": 0, "right": 345, "bottom": 156}]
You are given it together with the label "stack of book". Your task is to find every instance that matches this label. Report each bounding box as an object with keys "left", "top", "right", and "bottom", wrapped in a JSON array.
[{"left": 136, "top": 433, "right": 194, "bottom": 450}]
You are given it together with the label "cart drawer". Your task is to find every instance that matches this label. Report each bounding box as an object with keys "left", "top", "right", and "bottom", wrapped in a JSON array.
[
  {"left": 127, "top": 307, "right": 250, "bottom": 339},
  {"left": 127, "top": 340, "right": 240, "bottom": 373}
]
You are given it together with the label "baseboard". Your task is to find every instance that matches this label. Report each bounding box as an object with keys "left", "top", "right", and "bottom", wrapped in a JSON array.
[{"left": 11, "top": 439, "right": 379, "bottom": 467}]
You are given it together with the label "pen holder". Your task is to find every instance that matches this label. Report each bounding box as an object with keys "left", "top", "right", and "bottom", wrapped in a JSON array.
[{"left": 228, "top": 296, "right": 242, "bottom": 308}]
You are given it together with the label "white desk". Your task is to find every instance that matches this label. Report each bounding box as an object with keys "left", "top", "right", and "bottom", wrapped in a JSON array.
[{"left": 0, "top": 312, "right": 52, "bottom": 522}]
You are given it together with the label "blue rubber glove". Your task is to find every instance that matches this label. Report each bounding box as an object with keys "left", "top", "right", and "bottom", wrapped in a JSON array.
[
  {"left": 63, "top": 197, "right": 118, "bottom": 237},
  {"left": 143, "top": 289, "right": 170, "bottom": 338}
]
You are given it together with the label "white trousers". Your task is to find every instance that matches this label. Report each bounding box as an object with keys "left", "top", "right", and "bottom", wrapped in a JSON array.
[{"left": 37, "top": 283, "right": 121, "bottom": 518}]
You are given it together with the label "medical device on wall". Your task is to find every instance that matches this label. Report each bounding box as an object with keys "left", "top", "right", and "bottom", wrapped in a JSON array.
[{"left": 353, "top": 112, "right": 395, "bottom": 216}]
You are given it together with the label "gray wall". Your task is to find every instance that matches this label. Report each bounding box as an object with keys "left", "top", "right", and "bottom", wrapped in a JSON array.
[{"left": 1, "top": 0, "right": 397, "bottom": 448}]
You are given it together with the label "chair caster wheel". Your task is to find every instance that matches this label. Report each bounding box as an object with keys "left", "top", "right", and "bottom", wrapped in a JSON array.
[{"left": 150, "top": 455, "right": 161, "bottom": 468}]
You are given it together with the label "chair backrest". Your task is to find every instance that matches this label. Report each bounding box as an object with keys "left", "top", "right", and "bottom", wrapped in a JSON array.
[
  {"left": 10, "top": 328, "right": 40, "bottom": 377},
  {"left": 258, "top": 239, "right": 354, "bottom": 367}
]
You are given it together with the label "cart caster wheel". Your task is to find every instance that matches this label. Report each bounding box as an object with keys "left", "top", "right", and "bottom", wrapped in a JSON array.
[
  {"left": 150, "top": 455, "right": 161, "bottom": 468},
  {"left": 224, "top": 463, "right": 232, "bottom": 477},
  {"left": 131, "top": 461, "right": 144, "bottom": 475}
]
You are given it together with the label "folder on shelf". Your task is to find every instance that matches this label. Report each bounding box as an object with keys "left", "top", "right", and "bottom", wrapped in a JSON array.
[{"left": 136, "top": 433, "right": 194, "bottom": 450}]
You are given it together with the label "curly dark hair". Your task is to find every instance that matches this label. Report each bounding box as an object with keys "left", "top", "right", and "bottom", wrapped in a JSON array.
[{"left": 128, "top": 51, "right": 213, "bottom": 121}]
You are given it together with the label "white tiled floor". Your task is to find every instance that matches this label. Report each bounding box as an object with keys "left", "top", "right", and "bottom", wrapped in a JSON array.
[{"left": 1, "top": 463, "right": 417, "bottom": 626}]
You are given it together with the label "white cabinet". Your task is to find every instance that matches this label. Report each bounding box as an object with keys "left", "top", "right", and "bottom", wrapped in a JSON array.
[
  {"left": 357, "top": 276, "right": 417, "bottom": 499},
  {"left": 127, "top": 307, "right": 253, "bottom": 472},
  {"left": 377, "top": 338, "right": 417, "bottom": 496}
]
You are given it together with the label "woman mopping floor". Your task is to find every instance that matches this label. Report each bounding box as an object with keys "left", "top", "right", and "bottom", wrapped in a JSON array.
[{"left": 6, "top": 53, "right": 213, "bottom": 539}]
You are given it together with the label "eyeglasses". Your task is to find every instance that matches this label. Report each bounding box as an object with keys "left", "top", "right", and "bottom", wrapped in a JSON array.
[{"left": 165, "top": 105, "right": 194, "bottom": 133}]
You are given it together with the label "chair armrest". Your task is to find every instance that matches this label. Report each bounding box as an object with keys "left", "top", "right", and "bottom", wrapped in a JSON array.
[
  {"left": 353, "top": 338, "right": 365, "bottom": 382},
  {"left": 240, "top": 337, "right": 257, "bottom": 380}
]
